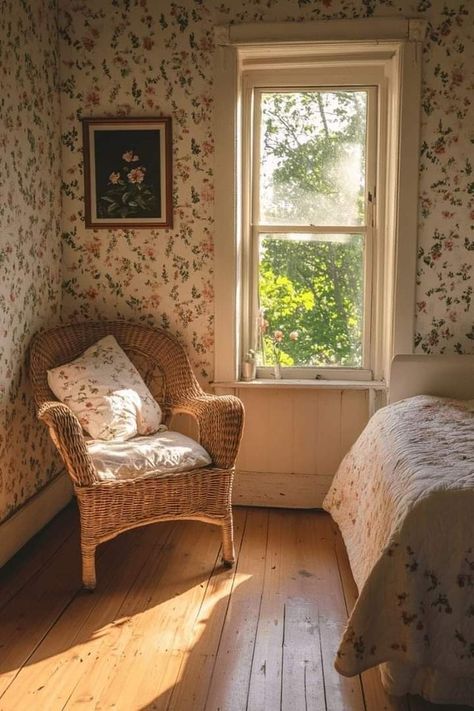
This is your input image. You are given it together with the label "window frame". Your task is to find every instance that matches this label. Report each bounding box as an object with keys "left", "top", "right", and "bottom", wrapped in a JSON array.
[
  {"left": 243, "top": 76, "right": 379, "bottom": 380},
  {"left": 213, "top": 21, "right": 424, "bottom": 386}
]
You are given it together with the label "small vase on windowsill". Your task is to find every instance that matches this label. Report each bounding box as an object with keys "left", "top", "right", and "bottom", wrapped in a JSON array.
[
  {"left": 241, "top": 359, "right": 257, "bottom": 381},
  {"left": 241, "top": 349, "right": 257, "bottom": 381},
  {"left": 273, "top": 362, "right": 282, "bottom": 380}
]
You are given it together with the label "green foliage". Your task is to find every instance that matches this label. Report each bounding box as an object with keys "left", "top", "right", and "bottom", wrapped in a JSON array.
[
  {"left": 261, "top": 91, "right": 366, "bottom": 225},
  {"left": 258, "top": 90, "right": 367, "bottom": 368},
  {"left": 260, "top": 236, "right": 363, "bottom": 367}
]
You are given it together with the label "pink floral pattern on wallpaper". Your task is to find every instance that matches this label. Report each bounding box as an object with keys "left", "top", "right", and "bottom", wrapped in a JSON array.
[
  {"left": 0, "top": 0, "right": 63, "bottom": 522},
  {"left": 416, "top": 1, "right": 474, "bottom": 353},
  {"left": 58, "top": 0, "right": 473, "bottom": 376},
  {"left": 0, "top": 0, "right": 470, "bottom": 525}
]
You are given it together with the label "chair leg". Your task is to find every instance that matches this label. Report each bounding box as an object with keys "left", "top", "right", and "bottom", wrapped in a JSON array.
[
  {"left": 81, "top": 542, "right": 97, "bottom": 591},
  {"left": 221, "top": 515, "right": 235, "bottom": 567}
]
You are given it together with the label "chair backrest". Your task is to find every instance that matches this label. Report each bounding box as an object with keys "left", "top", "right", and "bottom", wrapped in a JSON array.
[{"left": 29, "top": 321, "right": 203, "bottom": 419}]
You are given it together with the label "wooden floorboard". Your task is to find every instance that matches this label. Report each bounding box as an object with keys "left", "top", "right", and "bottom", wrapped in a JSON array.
[
  {"left": 0, "top": 522, "right": 176, "bottom": 710},
  {"left": 0, "top": 503, "right": 77, "bottom": 612},
  {"left": 204, "top": 508, "right": 270, "bottom": 711},
  {"left": 166, "top": 509, "right": 248, "bottom": 711},
  {"left": 0, "top": 506, "right": 471, "bottom": 711},
  {"left": 306, "top": 513, "right": 366, "bottom": 711},
  {"left": 0, "top": 523, "right": 82, "bottom": 698},
  {"left": 64, "top": 520, "right": 218, "bottom": 710},
  {"left": 246, "top": 509, "right": 290, "bottom": 711},
  {"left": 281, "top": 597, "right": 326, "bottom": 711}
]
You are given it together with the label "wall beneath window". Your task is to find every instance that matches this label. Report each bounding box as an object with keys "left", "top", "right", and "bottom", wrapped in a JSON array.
[
  {"left": 221, "top": 386, "right": 370, "bottom": 507},
  {"left": 0, "top": 0, "right": 63, "bottom": 523},
  {"left": 58, "top": 0, "right": 473, "bottom": 385}
]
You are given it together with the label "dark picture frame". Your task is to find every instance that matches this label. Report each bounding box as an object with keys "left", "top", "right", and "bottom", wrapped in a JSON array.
[{"left": 82, "top": 117, "right": 173, "bottom": 229}]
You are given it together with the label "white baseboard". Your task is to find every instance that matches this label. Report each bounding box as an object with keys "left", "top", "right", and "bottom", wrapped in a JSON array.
[
  {"left": 232, "top": 470, "right": 332, "bottom": 509},
  {"left": 0, "top": 471, "right": 73, "bottom": 568}
]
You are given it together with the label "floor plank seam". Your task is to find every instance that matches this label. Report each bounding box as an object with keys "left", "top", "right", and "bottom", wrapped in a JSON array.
[
  {"left": 79, "top": 525, "right": 177, "bottom": 635},
  {"left": 2, "top": 508, "right": 460, "bottom": 711},
  {"left": 0, "top": 587, "right": 82, "bottom": 701},
  {"left": 202, "top": 510, "right": 250, "bottom": 711},
  {"left": 51, "top": 523, "right": 178, "bottom": 711},
  {"left": 0, "top": 527, "right": 77, "bottom": 616},
  {"left": 57, "top": 528, "right": 174, "bottom": 711},
  {"left": 333, "top": 536, "right": 350, "bottom": 618},
  {"left": 358, "top": 673, "right": 368, "bottom": 711},
  {"left": 165, "top": 535, "right": 227, "bottom": 711},
  {"left": 60, "top": 683, "right": 78, "bottom": 711},
  {"left": 280, "top": 601, "right": 286, "bottom": 711},
  {"left": 317, "top": 610, "right": 328, "bottom": 711},
  {"left": 330, "top": 523, "right": 370, "bottom": 711},
  {"left": 303, "top": 661, "right": 308, "bottom": 711},
  {"left": 245, "top": 509, "right": 271, "bottom": 711}
]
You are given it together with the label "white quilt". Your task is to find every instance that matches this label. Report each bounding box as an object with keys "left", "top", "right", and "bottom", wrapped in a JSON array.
[{"left": 323, "top": 396, "right": 474, "bottom": 705}]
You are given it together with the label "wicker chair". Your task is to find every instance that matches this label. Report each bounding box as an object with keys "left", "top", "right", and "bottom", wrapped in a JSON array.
[{"left": 29, "top": 321, "right": 244, "bottom": 590}]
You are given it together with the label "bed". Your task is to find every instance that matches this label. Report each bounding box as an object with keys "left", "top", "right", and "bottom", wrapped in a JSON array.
[{"left": 323, "top": 354, "right": 474, "bottom": 707}]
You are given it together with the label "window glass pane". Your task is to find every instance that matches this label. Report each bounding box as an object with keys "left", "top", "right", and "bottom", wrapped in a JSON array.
[
  {"left": 259, "top": 91, "right": 367, "bottom": 226},
  {"left": 258, "top": 233, "right": 364, "bottom": 367}
]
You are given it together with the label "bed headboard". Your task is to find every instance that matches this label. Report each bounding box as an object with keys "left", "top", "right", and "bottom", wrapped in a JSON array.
[{"left": 388, "top": 354, "right": 474, "bottom": 404}]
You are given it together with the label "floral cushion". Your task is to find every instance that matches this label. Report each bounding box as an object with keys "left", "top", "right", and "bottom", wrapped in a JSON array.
[{"left": 47, "top": 335, "right": 162, "bottom": 440}]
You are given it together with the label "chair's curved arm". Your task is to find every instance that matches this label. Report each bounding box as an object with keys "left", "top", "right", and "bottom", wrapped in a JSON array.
[
  {"left": 38, "top": 402, "right": 98, "bottom": 487},
  {"left": 171, "top": 394, "right": 244, "bottom": 469}
]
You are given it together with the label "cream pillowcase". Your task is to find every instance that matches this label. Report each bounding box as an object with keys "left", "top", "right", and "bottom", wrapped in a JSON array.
[
  {"left": 47, "top": 335, "right": 162, "bottom": 441},
  {"left": 86, "top": 430, "right": 212, "bottom": 481}
]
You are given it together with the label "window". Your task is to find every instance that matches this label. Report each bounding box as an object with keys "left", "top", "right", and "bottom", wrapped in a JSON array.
[
  {"left": 213, "top": 22, "right": 423, "bottom": 384},
  {"left": 249, "top": 87, "right": 375, "bottom": 375}
]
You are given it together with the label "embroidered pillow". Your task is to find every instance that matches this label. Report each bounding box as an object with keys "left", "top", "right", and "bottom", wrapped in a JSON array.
[{"left": 47, "top": 335, "right": 162, "bottom": 441}]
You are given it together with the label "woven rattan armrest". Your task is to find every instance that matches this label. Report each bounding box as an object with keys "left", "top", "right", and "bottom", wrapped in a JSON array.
[
  {"left": 38, "top": 401, "right": 98, "bottom": 486},
  {"left": 171, "top": 394, "right": 244, "bottom": 469}
]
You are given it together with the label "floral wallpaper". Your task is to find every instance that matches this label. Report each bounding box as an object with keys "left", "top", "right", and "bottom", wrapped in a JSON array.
[
  {"left": 0, "top": 0, "right": 63, "bottom": 522},
  {"left": 415, "top": 0, "right": 473, "bottom": 353},
  {"left": 2, "top": 0, "right": 472, "bottom": 524},
  {"left": 57, "top": 0, "right": 473, "bottom": 375}
]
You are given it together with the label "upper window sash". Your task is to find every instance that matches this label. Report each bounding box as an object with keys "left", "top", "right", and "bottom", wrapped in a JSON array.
[{"left": 252, "top": 85, "right": 373, "bottom": 232}]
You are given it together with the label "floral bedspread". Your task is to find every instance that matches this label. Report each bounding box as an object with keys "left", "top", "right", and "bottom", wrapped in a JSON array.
[{"left": 323, "top": 396, "right": 474, "bottom": 681}]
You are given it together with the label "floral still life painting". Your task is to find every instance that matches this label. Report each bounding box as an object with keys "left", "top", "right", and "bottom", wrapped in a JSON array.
[{"left": 82, "top": 118, "right": 172, "bottom": 229}]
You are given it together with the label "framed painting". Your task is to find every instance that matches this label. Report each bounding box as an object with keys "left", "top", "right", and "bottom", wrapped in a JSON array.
[{"left": 82, "top": 117, "right": 173, "bottom": 229}]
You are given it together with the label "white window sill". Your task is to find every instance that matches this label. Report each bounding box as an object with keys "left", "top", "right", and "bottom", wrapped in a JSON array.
[{"left": 212, "top": 379, "right": 386, "bottom": 391}]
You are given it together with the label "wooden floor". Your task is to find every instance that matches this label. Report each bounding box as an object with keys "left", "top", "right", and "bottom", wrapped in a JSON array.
[{"left": 0, "top": 505, "right": 470, "bottom": 711}]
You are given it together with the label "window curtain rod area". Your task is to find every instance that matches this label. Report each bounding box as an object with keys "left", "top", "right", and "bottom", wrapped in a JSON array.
[{"left": 214, "top": 18, "right": 427, "bottom": 47}]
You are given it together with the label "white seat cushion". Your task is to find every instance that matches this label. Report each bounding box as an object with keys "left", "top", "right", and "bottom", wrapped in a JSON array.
[
  {"left": 47, "top": 335, "right": 162, "bottom": 441},
  {"left": 86, "top": 429, "right": 212, "bottom": 481}
]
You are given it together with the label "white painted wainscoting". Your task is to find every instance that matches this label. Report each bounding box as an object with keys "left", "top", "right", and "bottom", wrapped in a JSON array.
[
  {"left": 0, "top": 472, "right": 73, "bottom": 568},
  {"left": 208, "top": 382, "right": 384, "bottom": 508}
]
